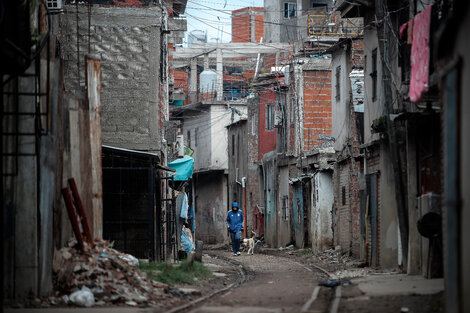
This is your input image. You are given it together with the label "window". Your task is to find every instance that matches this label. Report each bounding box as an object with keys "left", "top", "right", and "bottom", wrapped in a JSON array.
[
  {"left": 342, "top": 186, "right": 346, "bottom": 206},
  {"left": 371, "top": 48, "right": 378, "bottom": 102},
  {"left": 266, "top": 103, "right": 275, "bottom": 130},
  {"left": 282, "top": 196, "right": 289, "bottom": 220},
  {"left": 187, "top": 130, "right": 191, "bottom": 148},
  {"left": 232, "top": 134, "right": 235, "bottom": 156},
  {"left": 335, "top": 66, "right": 341, "bottom": 101},
  {"left": 284, "top": 2, "right": 297, "bottom": 18}
]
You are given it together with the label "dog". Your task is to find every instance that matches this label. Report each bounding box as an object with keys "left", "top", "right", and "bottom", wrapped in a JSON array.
[{"left": 243, "top": 231, "right": 257, "bottom": 255}]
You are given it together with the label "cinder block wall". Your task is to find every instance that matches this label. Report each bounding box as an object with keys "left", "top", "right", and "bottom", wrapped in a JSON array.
[{"left": 63, "top": 5, "right": 163, "bottom": 152}]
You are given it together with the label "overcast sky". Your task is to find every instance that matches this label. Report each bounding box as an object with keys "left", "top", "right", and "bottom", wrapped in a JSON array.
[{"left": 184, "top": 0, "right": 264, "bottom": 44}]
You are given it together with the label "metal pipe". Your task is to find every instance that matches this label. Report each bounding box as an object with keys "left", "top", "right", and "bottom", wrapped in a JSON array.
[{"left": 242, "top": 177, "right": 247, "bottom": 238}]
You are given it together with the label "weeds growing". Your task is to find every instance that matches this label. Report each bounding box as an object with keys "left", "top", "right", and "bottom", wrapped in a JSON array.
[{"left": 139, "top": 261, "right": 212, "bottom": 285}]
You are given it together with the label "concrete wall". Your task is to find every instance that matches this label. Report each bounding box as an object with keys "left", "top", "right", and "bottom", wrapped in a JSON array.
[
  {"left": 184, "top": 110, "right": 212, "bottom": 171},
  {"left": 378, "top": 143, "right": 399, "bottom": 269},
  {"left": 331, "top": 48, "right": 351, "bottom": 151},
  {"left": 310, "top": 171, "right": 334, "bottom": 253},
  {"left": 277, "top": 166, "right": 292, "bottom": 247},
  {"left": 262, "top": 157, "right": 277, "bottom": 246},
  {"left": 194, "top": 172, "right": 228, "bottom": 244},
  {"left": 227, "top": 121, "right": 248, "bottom": 219},
  {"left": 452, "top": 6, "right": 470, "bottom": 311},
  {"left": 210, "top": 106, "right": 231, "bottom": 169},
  {"left": 247, "top": 103, "right": 261, "bottom": 234},
  {"left": 363, "top": 28, "right": 382, "bottom": 145},
  {"left": 63, "top": 5, "right": 163, "bottom": 152}
]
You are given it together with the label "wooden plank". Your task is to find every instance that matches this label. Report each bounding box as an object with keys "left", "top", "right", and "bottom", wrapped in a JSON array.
[
  {"left": 61, "top": 188, "right": 85, "bottom": 252},
  {"left": 85, "top": 56, "right": 103, "bottom": 240},
  {"left": 68, "top": 178, "right": 93, "bottom": 245}
]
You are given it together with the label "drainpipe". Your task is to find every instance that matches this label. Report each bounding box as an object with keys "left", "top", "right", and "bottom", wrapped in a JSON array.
[{"left": 242, "top": 177, "right": 247, "bottom": 238}]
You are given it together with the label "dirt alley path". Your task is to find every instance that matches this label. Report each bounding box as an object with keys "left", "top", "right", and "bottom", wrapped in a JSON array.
[{"left": 189, "top": 251, "right": 327, "bottom": 313}]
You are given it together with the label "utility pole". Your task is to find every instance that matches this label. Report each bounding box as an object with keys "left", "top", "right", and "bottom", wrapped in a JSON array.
[{"left": 374, "top": 0, "right": 409, "bottom": 267}]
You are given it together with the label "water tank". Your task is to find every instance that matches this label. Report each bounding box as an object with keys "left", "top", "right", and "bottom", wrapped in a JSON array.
[{"left": 199, "top": 69, "right": 217, "bottom": 94}]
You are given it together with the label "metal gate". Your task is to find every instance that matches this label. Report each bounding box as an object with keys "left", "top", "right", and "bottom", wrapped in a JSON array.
[{"left": 102, "top": 146, "right": 176, "bottom": 261}]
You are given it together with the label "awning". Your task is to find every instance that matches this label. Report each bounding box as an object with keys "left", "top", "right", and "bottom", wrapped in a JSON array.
[{"left": 168, "top": 155, "right": 194, "bottom": 181}]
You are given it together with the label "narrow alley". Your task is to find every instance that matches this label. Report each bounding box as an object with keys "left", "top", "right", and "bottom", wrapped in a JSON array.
[{"left": 1, "top": 0, "right": 469, "bottom": 312}]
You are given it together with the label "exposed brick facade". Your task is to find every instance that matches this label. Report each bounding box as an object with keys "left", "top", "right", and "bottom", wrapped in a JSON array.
[
  {"left": 231, "top": 7, "right": 264, "bottom": 43},
  {"left": 257, "top": 85, "right": 277, "bottom": 160},
  {"left": 303, "top": 70, "right": 332, "bottom": 149}
]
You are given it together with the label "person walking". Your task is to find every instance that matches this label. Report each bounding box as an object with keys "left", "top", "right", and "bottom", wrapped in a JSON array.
[{"left": 226, "top": 202, "right": 244, "bottom": 256}]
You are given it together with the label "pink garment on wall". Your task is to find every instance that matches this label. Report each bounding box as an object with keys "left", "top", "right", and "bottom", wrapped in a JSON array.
[{"left": 409, "top": 4, "right": 432, "bottom": 103}]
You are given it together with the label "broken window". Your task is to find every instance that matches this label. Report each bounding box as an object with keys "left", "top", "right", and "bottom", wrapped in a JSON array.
[
  {"left": 371, "top": 48, "right": 378, "bottom": 102},
  {"left": 284, "top": 2, "right": 297, "bottom": 18},
  {"left": 335, "top": 66, "right": 341, "bottom": 101}
]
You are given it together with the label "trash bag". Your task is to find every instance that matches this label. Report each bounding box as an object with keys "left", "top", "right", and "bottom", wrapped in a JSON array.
[
  {"left": 69, "top": 286, "right": 95, "bottom": 307},
  {"left": 181, "top": 231, "right": 194, "bottom": 252}
]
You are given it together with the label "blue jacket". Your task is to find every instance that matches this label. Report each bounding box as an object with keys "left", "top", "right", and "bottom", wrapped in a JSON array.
[{"left": 226, "top": 209, "right": 243, "bottom": 232}]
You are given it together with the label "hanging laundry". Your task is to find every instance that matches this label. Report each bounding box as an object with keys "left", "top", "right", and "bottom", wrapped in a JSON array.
[
  {"left": 180, "top": 192, "right": 189, "bottom": 220},
  {"left": 410, "top": 5, "right": 432, "bottom": 103}
]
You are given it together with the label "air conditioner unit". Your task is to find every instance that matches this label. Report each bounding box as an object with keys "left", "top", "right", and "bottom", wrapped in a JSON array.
[{"left": 46, "top": 0, "right": 63, "bottom": 11}]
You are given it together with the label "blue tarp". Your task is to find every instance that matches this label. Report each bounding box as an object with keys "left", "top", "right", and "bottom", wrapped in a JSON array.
[{"left": 168, "top": 155, "right": 194, "bottom": 181}]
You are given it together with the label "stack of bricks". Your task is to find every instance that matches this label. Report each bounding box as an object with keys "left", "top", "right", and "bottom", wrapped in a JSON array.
[{"left": 302, "top": 70, "right": 332, "bottom": 150}]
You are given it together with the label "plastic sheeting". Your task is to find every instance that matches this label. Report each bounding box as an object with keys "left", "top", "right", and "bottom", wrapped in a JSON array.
[{"left": 168, "top": 155, "right": 194, "bottom": 181}]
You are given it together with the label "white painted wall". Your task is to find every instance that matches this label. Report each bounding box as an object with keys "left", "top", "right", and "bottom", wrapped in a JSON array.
[
  {"left": 331, "top": 48, "right": 351, "bottom": 151},
  {"left": 363, "top": 28, "right": 383, "bottom": 144},
  {"left": 310, "top": 171, "right": 334, "bottom": 253},
  {"left": 183, "top": 110, "right": 212, "bottom": 171}
]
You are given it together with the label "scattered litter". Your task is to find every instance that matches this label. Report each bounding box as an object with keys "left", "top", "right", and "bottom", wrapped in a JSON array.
[
  {"left": 125, "top": 301, "right": 138, "bottom": 307},
  {"left": 319, "top": 280, "right": 341, "bottom": 288},
  {"left": 49, "top": 238, "right": 176, "bottom": 307},
  {"left": 69, "top": 286, "right": 95, "bottom": 307}
]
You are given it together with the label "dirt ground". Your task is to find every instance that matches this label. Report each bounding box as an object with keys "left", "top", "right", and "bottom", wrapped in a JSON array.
[
  {"left": 4, "top": 246, "right": 444, "bottom": 313},
  {"left": 188, "top": 250, "right": 327, "bottom": 313}
]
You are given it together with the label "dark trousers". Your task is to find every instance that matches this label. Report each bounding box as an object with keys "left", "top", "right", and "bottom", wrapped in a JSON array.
[{"left": 230, "top": 230, "right": 241, "bottom": 253}]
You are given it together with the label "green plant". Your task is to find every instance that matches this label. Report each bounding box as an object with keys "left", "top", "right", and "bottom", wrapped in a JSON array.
[{"left": 139, "top": 261, "right": 212, "bottom": 285}]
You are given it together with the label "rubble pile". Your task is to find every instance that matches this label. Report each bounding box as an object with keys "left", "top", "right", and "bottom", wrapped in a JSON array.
[
  {"left": 312, "top": 247, "right": 352, "bottom": 265},
  {"left": 51, "top": 239, "right": 173, "bottom": 307}
]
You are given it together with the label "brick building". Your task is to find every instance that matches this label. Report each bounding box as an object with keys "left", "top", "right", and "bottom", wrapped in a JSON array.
[{"left": 231, "top": 7, "right": 264, "bottom": 43}]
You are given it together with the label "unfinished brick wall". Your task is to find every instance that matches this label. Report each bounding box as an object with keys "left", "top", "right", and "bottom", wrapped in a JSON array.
[
  {"left": 231, "top": 7, "right": 264, "bottom": 43},
  {"left": 303, "top": 70, "right": 332, "bottom": 149},
  {"left": 258, "top": 87, "right": 277, "bottom": 160}
]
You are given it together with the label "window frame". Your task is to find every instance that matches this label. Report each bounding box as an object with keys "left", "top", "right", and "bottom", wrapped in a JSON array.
[
  {"left": 266, "top": 103, "right": 275, "bottom": 131},
  {"left": 371, "top": 48, "right": 378, "bottom": 102},
  {"left": 284, "top": 2, "right": 297, "bottom": 19}
]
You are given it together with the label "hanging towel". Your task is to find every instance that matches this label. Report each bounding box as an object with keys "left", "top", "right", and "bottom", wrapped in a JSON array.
[{"left": 180, "top": 192, "right": 189, "bottom": 219}]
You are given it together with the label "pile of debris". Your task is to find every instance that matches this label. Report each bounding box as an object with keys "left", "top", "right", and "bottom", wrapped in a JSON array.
[
  {"left": 51, "top": 239, "right": 174, "bottom": 307},
  {"left": 310, "top": 247, "right": 363, "bottom": 272}
]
